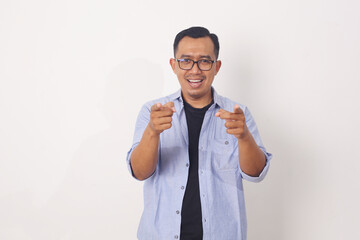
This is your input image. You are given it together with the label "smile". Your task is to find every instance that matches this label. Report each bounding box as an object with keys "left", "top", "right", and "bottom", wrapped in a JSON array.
[
  {"left": 186, "top": 79, "right": 204, "bottom": 89},
  {"left": 187, "top": 79, "right": 203, "bottom": 83}
]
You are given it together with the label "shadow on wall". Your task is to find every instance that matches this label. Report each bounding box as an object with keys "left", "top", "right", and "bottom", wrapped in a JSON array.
[
  {"left": 101, "top": 59, "right": 166, "bottom": 128},
  {"left": 37, "top": 59, "right": 164, "bottom": 239}
]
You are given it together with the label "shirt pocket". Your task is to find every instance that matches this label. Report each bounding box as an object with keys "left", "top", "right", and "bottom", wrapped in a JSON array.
[{"left": 211, "top": 138, "right": 239, "bottom": 171}]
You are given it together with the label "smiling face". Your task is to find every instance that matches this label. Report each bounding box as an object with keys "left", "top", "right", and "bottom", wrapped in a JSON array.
[{"left": 170, "top": 36, "right": 221, "bottom": 108}]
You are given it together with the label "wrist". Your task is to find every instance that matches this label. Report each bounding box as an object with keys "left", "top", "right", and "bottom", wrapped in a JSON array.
[
  {"left": 146, "top": 124, "right": 161, "bottom": 138},
  {"left": 237, "top": 131, "right": 252, "bottom": 142}
]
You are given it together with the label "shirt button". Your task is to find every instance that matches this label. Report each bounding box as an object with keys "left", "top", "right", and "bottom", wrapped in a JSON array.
[
  {"left": 204, "top": 218, "right": 207, "bottom": 222},
  {"left": 175, "top": 235, "right": 179, "bottom": 239},
  {"left": 176, "top": 210, "right": 180, "bottom": 214},
  {"left": 181, "top": 186, "right": 185, "bottom": 190},
  {"left": 186, "top": 163, "right": 189, "bottom": 167},
  {"left": 225, "top": 141, "right": 229, "bottom": 145},
  {"left": 200, "top": 171, "right": 203, "bottom": 174}
]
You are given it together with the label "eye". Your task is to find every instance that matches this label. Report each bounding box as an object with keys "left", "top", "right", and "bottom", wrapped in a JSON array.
[
  {"left": 182, "top": 59, "right": 192, "bottom": 63},
  {"left": 200, "top": 60, "right": 211, "bottom": 64}
]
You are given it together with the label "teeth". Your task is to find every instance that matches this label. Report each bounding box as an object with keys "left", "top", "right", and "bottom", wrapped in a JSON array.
[{"left": 188, "top": 80, "right": 202, "bottom": 83}]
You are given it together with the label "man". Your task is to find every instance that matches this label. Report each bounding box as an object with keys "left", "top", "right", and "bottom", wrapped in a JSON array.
[{"left": 126, "top": 26, "right": 272, "bottom": 240}]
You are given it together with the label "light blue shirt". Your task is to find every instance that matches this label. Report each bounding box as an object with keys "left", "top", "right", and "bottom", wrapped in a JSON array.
[{"left": 126, "top": 88, "right": 272, "bottom": 240}]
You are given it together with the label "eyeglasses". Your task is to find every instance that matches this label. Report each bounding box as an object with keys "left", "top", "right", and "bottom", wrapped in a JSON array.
[{"left": 175, "top": 58, "right": 216, "bottom": 71}]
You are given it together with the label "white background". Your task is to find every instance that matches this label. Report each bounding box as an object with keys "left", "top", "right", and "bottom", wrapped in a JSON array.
[{"left": 1, "top": 0, "right": 360, "bottom": 239}]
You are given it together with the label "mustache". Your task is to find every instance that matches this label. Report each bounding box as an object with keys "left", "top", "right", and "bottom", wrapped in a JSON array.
[{"left": 185, "top": 74, "right": 205, "bottom": 80}]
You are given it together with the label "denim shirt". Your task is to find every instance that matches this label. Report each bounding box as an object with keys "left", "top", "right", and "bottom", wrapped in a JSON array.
[{"left": 126, "top": 88, "right": 272, "bottom": 240}]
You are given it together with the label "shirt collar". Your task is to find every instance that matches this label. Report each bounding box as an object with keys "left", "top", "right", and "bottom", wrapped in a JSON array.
[
  {"left": 212, "top": 87, "right": 224, "bottom": 109},
  {"left": 169, "top": 87, "right": 224, "bottom": 109}
]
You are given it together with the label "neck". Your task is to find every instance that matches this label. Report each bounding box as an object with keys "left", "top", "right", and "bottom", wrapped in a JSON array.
[{"left": 182, "top": 91, "right": 213, "bottom": 109}]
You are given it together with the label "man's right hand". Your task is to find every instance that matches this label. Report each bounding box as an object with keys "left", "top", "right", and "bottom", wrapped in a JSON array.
[
  {"left": 148, "top": 102, "right": 176, "bottom": 135},
  {"left": 131, "top": 102, "right": 175, "bottom": 180}
]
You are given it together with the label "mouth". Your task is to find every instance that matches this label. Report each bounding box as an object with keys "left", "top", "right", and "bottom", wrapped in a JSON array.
[{"left": 186, "top": 78, "right": 204, "bottom": 89}]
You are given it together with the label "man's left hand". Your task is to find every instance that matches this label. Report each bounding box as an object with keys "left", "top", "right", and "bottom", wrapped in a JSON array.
[{"left": 215, "top": 105, "right": 250, "bottom": 140}]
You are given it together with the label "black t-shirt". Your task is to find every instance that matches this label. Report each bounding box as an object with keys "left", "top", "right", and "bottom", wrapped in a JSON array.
[{"left": 180, "top": 99, "right": 213, "bottom": 240}]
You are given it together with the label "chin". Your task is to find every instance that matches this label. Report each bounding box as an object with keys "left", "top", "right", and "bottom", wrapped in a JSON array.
[{"left": 186, "top": 89, "right": 207, "bottom": 99}]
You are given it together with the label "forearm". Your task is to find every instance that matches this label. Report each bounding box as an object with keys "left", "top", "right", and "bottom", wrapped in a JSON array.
[
  {"left": 130, "top": 125, "right": 160, "bottom": 180},
  {"left": 238, "top": 134, "right": 266, "bottom": 177}
]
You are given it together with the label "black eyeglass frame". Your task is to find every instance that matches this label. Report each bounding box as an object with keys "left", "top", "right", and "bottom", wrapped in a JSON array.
[{"left": 175, "top": 58, "right": 216, "bottom": 71}]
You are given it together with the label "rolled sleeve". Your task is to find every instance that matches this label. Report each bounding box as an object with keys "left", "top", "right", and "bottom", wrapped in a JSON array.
[
  {"left": 126, "top": 142, "right": 140, "bottom": 179},
  {"left": 126, "top": 103, "right": 152, "bottom": 179},
  {"left": 239, "top": 150, "right": 272, "bottom": 183}
]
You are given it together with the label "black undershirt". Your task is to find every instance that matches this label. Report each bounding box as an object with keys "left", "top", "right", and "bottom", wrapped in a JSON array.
[{"left": 180, "top": 99, "right": 213, "bottom": 240}]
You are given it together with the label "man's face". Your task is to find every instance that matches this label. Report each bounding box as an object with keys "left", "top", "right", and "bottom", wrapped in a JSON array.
[{"left": 170, "top": 36, "right": 221, "bottom": 104}]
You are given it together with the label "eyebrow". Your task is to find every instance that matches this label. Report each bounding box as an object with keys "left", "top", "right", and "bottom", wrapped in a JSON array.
[{"left": 179, "top": 54, "right": 212, "bottom": 60}]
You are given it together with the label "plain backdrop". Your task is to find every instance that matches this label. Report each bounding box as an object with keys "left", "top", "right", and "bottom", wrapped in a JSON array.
[{"left": 1, "top": 0, "right": 360, "bottom": 239}]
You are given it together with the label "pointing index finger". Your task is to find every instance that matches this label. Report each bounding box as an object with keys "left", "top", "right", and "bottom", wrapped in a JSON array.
[
  {"left": 215, "top": 108, "right": 230, "bottom": 118},
  {"left": 164, "top": 101, "right": 176, "bottom": 112},
  {"left": 216, "top": 107, "right": 243, "bottom": 120},
  {"left": 215, "top": 108, "right": 226, "bottom": 117}
]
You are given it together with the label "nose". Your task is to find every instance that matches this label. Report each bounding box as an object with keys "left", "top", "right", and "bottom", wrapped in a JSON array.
[{"left": 189, "top": 61, "right": 202, "bottom": 74}]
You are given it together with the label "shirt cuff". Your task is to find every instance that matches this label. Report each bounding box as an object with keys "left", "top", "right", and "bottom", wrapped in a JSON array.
[
  {"left": 239, "top": 150, "right": 272, "bottom": 183},
  {"left": 126, "top": 143, "right": 141, "bottom": 180}
]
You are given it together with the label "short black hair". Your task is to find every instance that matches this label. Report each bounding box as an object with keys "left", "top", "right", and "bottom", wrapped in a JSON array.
[{"left": 173, "top": 26, "right": 220, "bottom": 59}]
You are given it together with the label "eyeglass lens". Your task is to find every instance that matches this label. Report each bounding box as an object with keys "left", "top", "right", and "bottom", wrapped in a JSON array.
[{"left": 178, "top": 59, "right": 213, "bottom": 71}]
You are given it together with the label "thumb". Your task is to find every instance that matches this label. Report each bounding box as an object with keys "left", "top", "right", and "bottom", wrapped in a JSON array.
[
  {"left": 233, "top": 104, "right": 243, "bottom": 114},
  {"left": 151, "top": 103, "right": 162, "bottom": 111}
]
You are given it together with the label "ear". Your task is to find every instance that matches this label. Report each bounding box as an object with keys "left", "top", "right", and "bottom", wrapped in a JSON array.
[
  {"left": 170, "top": 58, "right": 176, "bottom": 73},
  {"left": 215, "top": 60, "right": 222, "bottom": 75}
]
